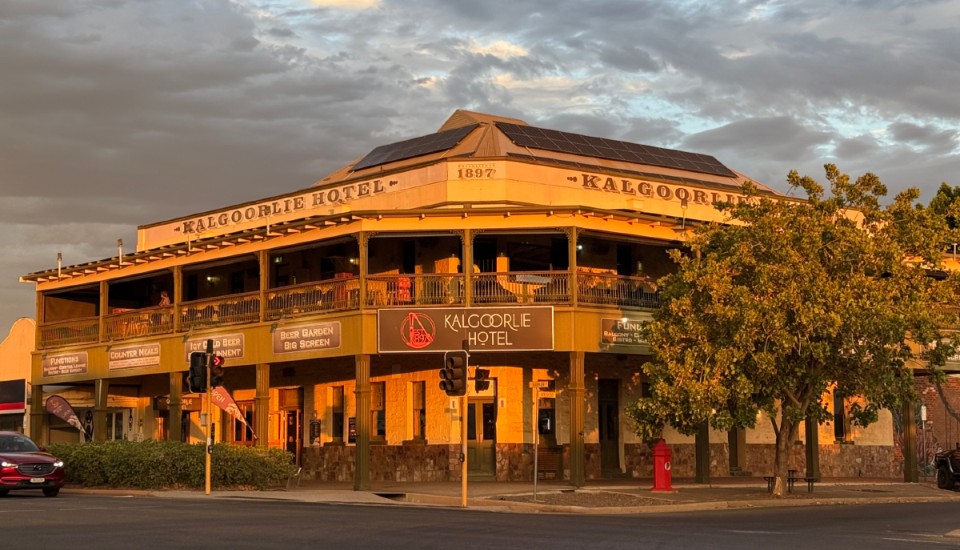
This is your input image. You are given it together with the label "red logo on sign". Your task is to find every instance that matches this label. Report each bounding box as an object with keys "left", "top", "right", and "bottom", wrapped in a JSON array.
[{"left": 400, "top": 313, "right": 436, "bottom": 349}]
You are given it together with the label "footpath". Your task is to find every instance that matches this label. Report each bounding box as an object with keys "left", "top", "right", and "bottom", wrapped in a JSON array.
[{"left": 76, "top": 477, "right": 960, "bottom": 516}]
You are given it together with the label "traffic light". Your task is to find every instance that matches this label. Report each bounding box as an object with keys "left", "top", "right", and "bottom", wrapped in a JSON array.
[
  {"left": 474, "top": 368, "right": 490, "bottom": 392},
  {"left": 188, "top": 352, "right": 207, "bottom": 393},
  {"left": 209, "top": 353, "right": 225, "bottom": 388},
  {"left": 440, "top": 350, "right": 469, "bottom": 396}
]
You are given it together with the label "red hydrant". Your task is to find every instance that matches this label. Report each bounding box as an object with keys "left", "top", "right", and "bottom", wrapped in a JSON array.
[{"left": 651, "top": 439, "right": 674, "bottom": 492}]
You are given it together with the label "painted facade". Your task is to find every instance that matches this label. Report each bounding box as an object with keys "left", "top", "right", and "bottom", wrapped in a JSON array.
[{"left": 20, "top": 110, "right": 903, "bottom": 484}]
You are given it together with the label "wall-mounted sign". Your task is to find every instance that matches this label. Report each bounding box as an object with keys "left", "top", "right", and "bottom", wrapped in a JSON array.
[
  {"left": 273, "top": 321, "right": 341, "bottom": 354},
  {"left": 601, "top": 318, "right": 647, "bottom": 347},
  {"left": 378, "top": 307, "right": 554, "bottom": 353},
  {"left": 154, "top": 396, "right": 202, "bottom": 412},
  {"left": 42, "top": 352, "right": 89, "bottom": 377},
  {"left": 108, "top": 343, "right": 161, "bottom": 370},
  {"left": 184, "top": 334, "right": 244, "bottom": 362}
]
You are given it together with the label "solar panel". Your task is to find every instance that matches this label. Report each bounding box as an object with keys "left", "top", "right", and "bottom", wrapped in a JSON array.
[
  {"left": 496, "top": 122, "right": 736, "bottom": 178},
  {"left": 351, "top": 124, "right": 478, "bottom": 171}
]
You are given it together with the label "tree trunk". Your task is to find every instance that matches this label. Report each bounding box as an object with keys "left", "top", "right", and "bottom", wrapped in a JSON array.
[{"left": 771, "top": 418, "right": 796, "bottom": 498}]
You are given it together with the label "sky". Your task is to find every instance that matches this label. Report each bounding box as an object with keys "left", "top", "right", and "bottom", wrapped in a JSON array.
[{"left": 1, "top": 0, "right": 959, "bottom": 333}]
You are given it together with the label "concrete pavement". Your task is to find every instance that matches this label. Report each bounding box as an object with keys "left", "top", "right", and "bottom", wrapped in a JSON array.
[{"left": 74, "top": 477, "right": 960, "bottom": 515}]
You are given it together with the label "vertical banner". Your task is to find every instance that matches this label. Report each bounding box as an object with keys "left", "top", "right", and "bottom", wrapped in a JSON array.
[
  {"left": 44, "top": 395, "right": 87, "bottom": 441},
  {"left": 210, "top": 387, "right": 257, "bottom": 441}
]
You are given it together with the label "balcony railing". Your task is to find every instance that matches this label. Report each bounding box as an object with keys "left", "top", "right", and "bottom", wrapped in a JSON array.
[
  {"left": 39, "top": 317, "right": 99, "bottom": 349},
  {"left": 39, "top": 271, "right": 661, "bottom": 349},
  {"left": 105, "top": 306, "right": 175, "bottom": 340},
  {"left": 265, "top": 276, "right": 360, "bottom": 320},
  {"left": 577, "top": 272, "right": 661, "bottom": 308},
  {"left": 365, "top": 273, "right": 465, "bottom": 307},
  {"left": 181, "top": 292, "right": 261, "bottom": 331},
  {"left": 473, "top": 271, "right": 571, "bottom": 304}
]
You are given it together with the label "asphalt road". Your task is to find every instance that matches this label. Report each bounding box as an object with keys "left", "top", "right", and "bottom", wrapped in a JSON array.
[{"left": 1, "top": 493, "right": 959, "bottom": 549}]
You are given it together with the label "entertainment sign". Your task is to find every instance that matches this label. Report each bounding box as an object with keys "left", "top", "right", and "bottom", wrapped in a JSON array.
[
  {"left": 42, "top": 352, "right": 89, "bottom": 377},
  {"left": 184, "top": 334, "right": 245, "bottom": 362},
  {"left": 378, "top": 307, "right": 554, "bottom": 353},
  {"left": 273, "top": 321, "right": 341, "bottom": 354}
]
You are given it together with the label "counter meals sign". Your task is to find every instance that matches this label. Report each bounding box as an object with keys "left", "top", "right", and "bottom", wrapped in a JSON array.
[{"left": 378, "top": 307, "right": 554, "bottom": 353}]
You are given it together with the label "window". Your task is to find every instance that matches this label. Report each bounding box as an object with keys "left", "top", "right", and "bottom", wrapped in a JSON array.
[
  {"left": 412, "top": 381, "right": 426, "bottom": 441},
  {"left": 231, "top": 401, "right": 256, "bottom": 444},
  {"left": 372, "top": 382, "right": 386, "bottom": 440},
  {"left": 332, "top": 386, "right": 345, "bottom": 442},
  {"left": 833, "top": 389, "right": 848, "bottom": 442}
]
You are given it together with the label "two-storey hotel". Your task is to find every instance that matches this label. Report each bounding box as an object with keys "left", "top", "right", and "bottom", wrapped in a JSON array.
[{"left": 21, "top": 110, "right": 902, "bottom": 487}]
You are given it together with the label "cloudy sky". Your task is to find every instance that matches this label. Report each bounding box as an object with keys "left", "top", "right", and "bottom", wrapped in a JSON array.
[{"left": 2, "top": 0, "right": 959, "bottom": 332}]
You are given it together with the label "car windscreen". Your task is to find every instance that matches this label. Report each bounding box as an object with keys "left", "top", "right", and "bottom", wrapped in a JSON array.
[{"left": 0, "top": 435, "right": 41, "bottom": 452}]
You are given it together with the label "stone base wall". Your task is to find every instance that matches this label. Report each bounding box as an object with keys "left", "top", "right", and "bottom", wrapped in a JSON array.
[
  {"left": 302, "top": 444, "right": 459, "bottom": 482},
  {"left": 302, "top": 441, "right": 901, "bottom": 482}
]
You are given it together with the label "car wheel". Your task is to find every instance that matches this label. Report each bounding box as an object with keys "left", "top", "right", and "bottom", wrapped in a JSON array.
[
  {"left": 937, "top": 466, "right": 956, "bottom": 490},
  {"left": 0, "top": 490, "right": 8, "bottom": 497},
  {"left": 42, "top": 487, "right": 60, "bottom": 498}
]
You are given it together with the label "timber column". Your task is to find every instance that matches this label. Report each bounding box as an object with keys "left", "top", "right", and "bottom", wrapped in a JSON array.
[
  {"left": 804, "top": 416, "right": 821, "bottom": 480},
  {"left": 695, "top": 423, "right": 710, "bottom": 483},
  {"left": 168, "top": 372, "right": 183, "bottom": 442},
  {"left": 354, "top": 354, "right": 371, "bottom": 490},
  {"left": 902, "top": 401, "right": 918, "bottom": 483},
  {"left": 255, "top": 364, "right": 270, "bottom": 449},
  {"left": 569, "top": 351, "right": 585, "bottom": 487},
  {"left": 29, "top": 384, "right": 45, "bottom": 443},
  {"left": 93, "top": 378, "right": 109, "bottom": 442}
]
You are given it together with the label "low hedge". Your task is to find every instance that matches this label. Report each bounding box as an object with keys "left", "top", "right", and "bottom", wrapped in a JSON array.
[{"left": 47, "top": 440, "right": 298, "bottom": 490}]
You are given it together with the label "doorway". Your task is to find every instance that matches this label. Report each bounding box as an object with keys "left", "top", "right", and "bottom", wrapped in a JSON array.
[
  {"left": 598, "top": 379, "right": 621, "bottom": 474},
  {"left": 279, "top": 387, "right": 303, "bottom": 464},
  {"left": 467, "top": 398, "right": 497, "bottom": 478}
]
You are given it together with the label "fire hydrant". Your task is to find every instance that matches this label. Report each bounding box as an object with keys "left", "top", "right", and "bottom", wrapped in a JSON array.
[{"left": 651, "top": 439, "right": 674, "bottom": 492}]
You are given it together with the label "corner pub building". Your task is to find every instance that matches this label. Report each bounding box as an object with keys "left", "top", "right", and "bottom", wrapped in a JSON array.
[{"left": 22, "top": 110, "right": 903, "bottom": 488}]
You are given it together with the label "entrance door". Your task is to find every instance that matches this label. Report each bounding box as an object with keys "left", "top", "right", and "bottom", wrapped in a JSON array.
[
  {"left": 598, "top": 379, "right": 620, "bottom": 474},
  {"left": 467, "top": 398, "right": 496, "bottom": 478},
  {"left": 283, "top": 410, "right": 302, "bottom": 464}
]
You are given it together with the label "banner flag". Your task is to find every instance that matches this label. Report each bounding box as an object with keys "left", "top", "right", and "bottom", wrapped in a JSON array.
[
  {"left": 211, "top": 386, "right": 257, "bottom": 441},
  {"left": 44, "top": 395, "right": 87, "bottom": 441}
]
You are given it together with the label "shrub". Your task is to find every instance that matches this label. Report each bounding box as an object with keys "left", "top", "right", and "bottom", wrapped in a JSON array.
[{"left": 47, "top": 440, "right": 297, "bottom": 490}]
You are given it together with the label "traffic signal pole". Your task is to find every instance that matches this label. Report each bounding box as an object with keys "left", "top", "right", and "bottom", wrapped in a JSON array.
[
  {"left": 204, "top": 339, "right": 213, "bottom": 495},
  {"left": 461, "top": 394, "right": 468, "bottom": 508}
]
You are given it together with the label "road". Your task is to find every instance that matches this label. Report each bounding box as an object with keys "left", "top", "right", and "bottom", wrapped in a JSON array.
[{"left": 1, "top": 493, "right": 959, "bottom": 549}]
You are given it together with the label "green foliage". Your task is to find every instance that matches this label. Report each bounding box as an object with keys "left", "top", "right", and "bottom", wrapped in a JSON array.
[
  {"left": 47, "top": 440, "right": 298, "bottom": 490},
  {"left": 631, "top": 165, "right": 960, "bottom": 451}
]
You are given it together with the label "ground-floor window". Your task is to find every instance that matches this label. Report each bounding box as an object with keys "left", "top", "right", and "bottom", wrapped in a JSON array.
[
  {"left": 231, "top": 400, "right": 256, "bottom": 444},
  {"left": 332, "top": 386, "right": 344, "bottom": 442},
  {"left": 372, "top": 382, "right": 386, "bottom": 440},
  {"left": 411, "top": 381, "right": 426, "bottom": 441}
]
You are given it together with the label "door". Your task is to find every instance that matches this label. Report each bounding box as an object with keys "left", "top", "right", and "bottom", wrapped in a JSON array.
[
  {"left": 598, "top": 379, "right": 620, "bottom": 474},
  {"left": 283, "top": 410, "right": 302, "bottom": 464},
  {"left": 467, "top": 398, "right": 496, "bottom": 478}
]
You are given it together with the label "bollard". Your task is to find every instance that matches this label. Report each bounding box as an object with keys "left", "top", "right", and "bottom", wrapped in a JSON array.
[{"left": 651, "top": 439, "right": 674, "bottom": 492}]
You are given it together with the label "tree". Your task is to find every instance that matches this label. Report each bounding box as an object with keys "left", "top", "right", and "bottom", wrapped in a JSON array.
[{"left": 627, "top": 165, "right": 960, "bottom": 497}]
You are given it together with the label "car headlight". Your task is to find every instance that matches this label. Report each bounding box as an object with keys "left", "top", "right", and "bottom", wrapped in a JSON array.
[
  {"left": 0, "top": 461, "right": 14, "bottom": 468},
  {"left": 53, "top": 460, "right": 64, "bottom": 468}
]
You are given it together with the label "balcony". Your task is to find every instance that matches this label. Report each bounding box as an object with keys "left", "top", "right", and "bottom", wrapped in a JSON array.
[{"left": 37, "top": 270, "right": 661, "bottom": 349}]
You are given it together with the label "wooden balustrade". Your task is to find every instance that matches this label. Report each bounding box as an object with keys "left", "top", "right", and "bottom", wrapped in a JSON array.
[{"left": 39, "top": 317, "right": 99, "bottom": 349}]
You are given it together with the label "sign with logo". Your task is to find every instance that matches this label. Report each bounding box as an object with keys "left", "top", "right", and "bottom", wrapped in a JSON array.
[
  {"left": 601, "top": 318, "right": 647, "bottom": 347},
  {"left": 378, "top": 307, "right": 554, "bottom": 353},
  {"left": 42, "top": 352, "right": 89, "bottom": 377},
  {"left": 108, "top": 343, "right": 161, "bottom": 370},
  {"left": 273, "top": 321, "right": 341, "bottom": 354},
  {"left": 184, "top": 334, "right": 244, "bottom": 362}
]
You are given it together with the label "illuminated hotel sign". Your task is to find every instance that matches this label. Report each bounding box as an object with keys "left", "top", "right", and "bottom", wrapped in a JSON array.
[{"left": 378, "top": 307, "right": 554, "bottom": 353}]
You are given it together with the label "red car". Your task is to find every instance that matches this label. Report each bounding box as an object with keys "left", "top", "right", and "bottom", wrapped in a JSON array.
[{"left": 0, "top": 431, "right": 65, "bottom": 497}]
